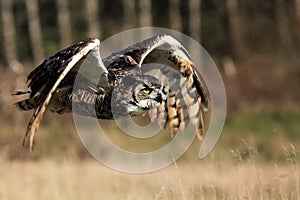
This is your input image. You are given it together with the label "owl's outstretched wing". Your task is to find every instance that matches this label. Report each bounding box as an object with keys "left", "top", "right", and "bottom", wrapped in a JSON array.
[
  {"left": 118, "top": 34, "right": 208, "bottom": 139},
  {"left": 19, "top": 38, "right": 107, "bottom": 151}
]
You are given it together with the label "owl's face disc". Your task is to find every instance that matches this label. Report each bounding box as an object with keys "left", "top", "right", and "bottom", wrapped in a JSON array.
[{"left": 111, "top": 74, "right": 167, "bottom": 117}]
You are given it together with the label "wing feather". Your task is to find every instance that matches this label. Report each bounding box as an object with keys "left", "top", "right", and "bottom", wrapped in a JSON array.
[
  {"left": 121, "top": 34, "right": 209, "bottom": 138},
  {"left": 18, "top": 35, "right": 208, "bottom": 151},
  {"left": 23, "top": 38, "right": 106, "bottom": 151}
]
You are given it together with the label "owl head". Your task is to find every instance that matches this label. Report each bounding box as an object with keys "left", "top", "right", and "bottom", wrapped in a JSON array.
[{"left": 111, "top": 74, "right": 167, "bottom": 117}]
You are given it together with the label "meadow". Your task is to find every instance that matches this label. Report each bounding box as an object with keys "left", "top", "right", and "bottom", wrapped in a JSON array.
[
  {"left": 0, "top": 154, "right": 298, "bottom": 200},
  {"left": 0, "top": 111, "right": 299, "bottom": 200},
  {"left": 0, "top": 57, "right": 299, "bottom": 199}
]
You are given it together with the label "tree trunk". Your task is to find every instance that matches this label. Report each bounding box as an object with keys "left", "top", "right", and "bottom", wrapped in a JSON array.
[
  {"left": 25, "top": 0, "right": 44, "bottom": 64},
  {"left": 296, "top": 0, "right": 300, "bottom": 24},
  {"left": 188, "top": 0, "right": 201, "bottom": 42},
  {"left": 56, "top": 0, "right": 72, "bottom": 48},
  {"left": 1, "top": 0, "right": 19, "bottom": 68},
  {"left": 276, "top": 0, "right": 292, "bottom": 52},
  {"left": 137, "top": 0, "right": 152, "bottom": 27},
  {"left": 296, "top": 0, "right": 300, "bottom": 45},
  {"left": 122, "top": 0, "right": 136, "bottom": 30},
  {"left": 86, "top": 0, "right": 101, "bottom": 38},
  {"left": 226, "top": 0, "right": 246, "bottom": 58},
  {"left": 169, "top": 0, "right": 182, "bottom": 32}
]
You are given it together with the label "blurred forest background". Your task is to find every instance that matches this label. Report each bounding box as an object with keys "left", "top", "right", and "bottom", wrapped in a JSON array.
[
  {"left": 0, "top": 0, "right": 298, "bottom": 159},
  {"left": 0, "top": 0, "right": 299, "bottom": 159},
  {"left": 0, "top": 0, "right": 300, "bottom": 159},
  {"left": 0, "top": 0, "right": 299, "bottom": 199}
]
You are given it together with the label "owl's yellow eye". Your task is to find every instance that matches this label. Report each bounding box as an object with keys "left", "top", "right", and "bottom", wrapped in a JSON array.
[{"left": 142, "top": 89, "right": 150, "bottom": 94}]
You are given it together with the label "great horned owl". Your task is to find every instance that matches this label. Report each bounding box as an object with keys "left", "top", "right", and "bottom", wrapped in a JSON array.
[{"left": 14, "top": 35, "right": 209, "bottom": 151}]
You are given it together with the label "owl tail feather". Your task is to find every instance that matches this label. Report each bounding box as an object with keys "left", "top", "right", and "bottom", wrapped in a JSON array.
[
  {"left": 15, "top": 98, "right": 38, "bottom": 111},
  {"left": 13, "top": 90, "right": 39, "bottom": 111},
  {"left": 14, "top": 98, "right": 40, "bottom": 112},
  {"left": 12, "top": 90, "right": 31, "bottom": 95}
]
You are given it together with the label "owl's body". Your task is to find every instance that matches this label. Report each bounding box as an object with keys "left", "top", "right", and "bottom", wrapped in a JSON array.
[
  {"left": 16, "top": 53, "right": 166, "bottom": 119},
  {"left": 14, "top": 35, "right": 208, "bottom": 151}
]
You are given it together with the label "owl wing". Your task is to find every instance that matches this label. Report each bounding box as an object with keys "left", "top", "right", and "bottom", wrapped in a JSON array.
[
  {"left": 21, "top": 38, "right": 107, "bottom": 151},
  {"left": 118, "top": 34, "right": 208, "bottom": 139}
]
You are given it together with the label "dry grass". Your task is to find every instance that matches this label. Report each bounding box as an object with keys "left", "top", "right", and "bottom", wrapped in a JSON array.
[
  {"left": 0, "top": 158, "right": 299, "bottom": 200},
  {"left": 1, "top": 61, "right": 299, "bottom": 200}
]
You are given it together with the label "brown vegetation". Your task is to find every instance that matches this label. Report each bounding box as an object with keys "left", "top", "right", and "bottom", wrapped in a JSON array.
[{"left": 0, "top": 157, "right": 298, "bottom": 200}]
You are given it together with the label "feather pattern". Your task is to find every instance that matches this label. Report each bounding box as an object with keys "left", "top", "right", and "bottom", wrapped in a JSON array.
[{"left": 14, "top": 34, "right": 209, "bottom": 151}]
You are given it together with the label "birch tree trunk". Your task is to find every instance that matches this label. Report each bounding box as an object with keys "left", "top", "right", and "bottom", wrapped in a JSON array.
[
  {"left": 86, "top": 0, "right": 101, "bottom": 38},
  {"left": 1, "top": 0, "right": 18, "bottom": 68},
  {"left": 56, "top": 0, "right": 72, "bottom": 48},
  {"left": 25, "top": 0, "right": 44, "bottom": 64},
  {"left": 137, "top": 0, "right": 152, "bottom": 27},
  {"left": 226, "top": 0, "right": 246, "bottom": 58},
  {"left": 295, "top": 0, "right": 300, "bottom": 24},
  {"left": 122, "top": 0, "right": 136, "bottom": 30},
  {"left": 189, "top": 0, "right": 201, "bottom": 42},
  {"left": 296, "top": 0, "right": 300, "bottom": 43},
  {"left": 276, "top": 0, "right": 292, "bottom": 52},
  {"left": 169, "top": 0, "right": 182, "bottom": 32}
]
